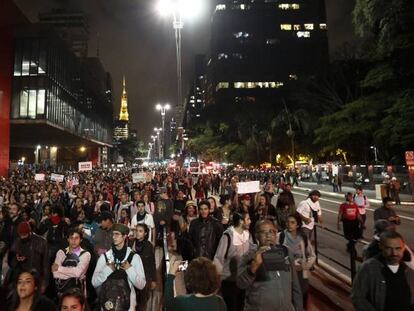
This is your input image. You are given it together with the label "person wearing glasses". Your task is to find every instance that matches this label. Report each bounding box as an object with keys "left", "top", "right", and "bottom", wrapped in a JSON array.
[{"left": 237, "top": 220, "right": 303, "bottom": 311}]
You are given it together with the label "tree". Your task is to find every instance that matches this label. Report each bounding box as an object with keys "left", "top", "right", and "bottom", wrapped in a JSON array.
[{"left": 117, "top": 138, "right": 145, "bottom": 164}]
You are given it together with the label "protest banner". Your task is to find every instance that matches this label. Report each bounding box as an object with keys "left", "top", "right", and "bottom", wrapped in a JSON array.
[
  {"left": 236, "top": 181, "right": 260, "bottom": 194},
  {"left": 51, "top": 173, "right": 64, "bottom": 182},
  {"left": 78, "top": 161, "right": 92, "bottom": 172},
  {"left": 35, "top": 173, "right": 45, "bottom": 181}
]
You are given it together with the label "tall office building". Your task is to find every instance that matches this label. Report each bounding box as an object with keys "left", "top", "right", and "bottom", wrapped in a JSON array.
[
  {"left": 39, "top": 9, "right": 89, "bottom": 58},
  {"left": 184, "top": 55, "right": 207, "bottom": 126},
  {"left": 113, "top": 76, "right": 130, "bottom": 142},
  {"left": 207, "top": 0, "right": 329, "bottom": 107}
]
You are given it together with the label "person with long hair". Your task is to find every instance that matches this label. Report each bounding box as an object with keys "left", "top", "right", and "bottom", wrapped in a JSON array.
[
  {"left": 279, "top": 213, "right": 316, "bottom": 307},
  {"left": 59, "top": 288, "right": 88, "bottom": 311},
  {"left": 10, "top": 270, "right": 56, "bottom": 311},
  {"left": 165, "top": 257, "right": 226, "bottom": 310}
]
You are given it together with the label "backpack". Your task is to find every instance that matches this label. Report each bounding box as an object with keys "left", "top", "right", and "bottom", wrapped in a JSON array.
[
  {"left": 223, "top": 232, "right": 231, "bottom": 259},
  {"left": 99, "top": 251, "right": 136, "bottom": 311},
  {"left": 55, "top": 249, "right": 87, "bottom": 294}
]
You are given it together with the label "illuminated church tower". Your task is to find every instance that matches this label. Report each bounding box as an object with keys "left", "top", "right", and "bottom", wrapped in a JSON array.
[{"left": 113, "top": 76, "right": 129, "bottom": 141}]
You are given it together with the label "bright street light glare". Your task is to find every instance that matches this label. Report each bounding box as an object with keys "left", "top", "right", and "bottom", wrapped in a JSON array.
[
  {"left": 156, "top": 0, "right": 174, "bottom": 16},
  {"left": 165, "top": 103, "right": 171, "bottom": 110},
  {"left": 178, "top": 0, "right": 204, "bottom": 19},
  {"left": 156, "top": 104, "right": 162, "bottom": 110}
]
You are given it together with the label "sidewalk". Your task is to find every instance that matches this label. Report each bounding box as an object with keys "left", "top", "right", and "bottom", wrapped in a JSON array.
[{"left": 295, "top": 181, "right": 414, "bottom": 206}]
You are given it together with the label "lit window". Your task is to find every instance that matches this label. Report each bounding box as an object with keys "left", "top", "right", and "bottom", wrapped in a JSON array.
[
  {"left": 189, "top": 99, "right": 195, "bottom": 103},
  {"left": 266, "top": 38, "right": 279, "bottom": 45},
  {"left": 294, "top": 24, "right": 301, "bottom": 30},
  {"left": 304, "top": 23, "right": 314, "bottom": 30},
  {"left": 320, "top": 23, "right": 327, "bottom": 30},
  {"left": 216, "top": 4, "right": 226, "bottom": 10},
  {"left": 216, "top": 82, "right": 229, "bottom": 91},
  {"left": 240, "top": 4, "right": 245, "bottom": 10},
  {"left": 20, "top": 90, "right": 28, "bottom": 117},
  {"left": 247, "top": 82, "right": 255, "bottom": 88},
  {"left": 289, "top": 74, "right": 298, "bottom": 80},
  {"left": 192, "top": 104, "right": 195, "bottom": 107},
  {"left": 232, "top": 53, "right": 243, "bottom": 59},
  {"left": 28, "top": 90, "right": 36, "bottom": 119},
  {"left": 37, "top": 89, "right": 45, "bottom": 114},
  {"left": 280, "top": 24, "right": 292, "bottom": 31},
  {"left": 218, "top": 53, "right": 228, "bottom": 60},
  {"left": 197, "top": 99, "right": 202, "bottom": 103},
  {"left": 278, "top": 3, "right": 300, "bottom": 10},
  {"left": 233, "top": 32, "right": 250, "bottom": 38},
  {"left": 234, "top": 82, "right": 245, "bottom": 88},
  {"left": 297, "top": 31, "right": 311, "bottom": 38},
  {"left": 22, "top": 61, "right": 30, "bottom": 76}
]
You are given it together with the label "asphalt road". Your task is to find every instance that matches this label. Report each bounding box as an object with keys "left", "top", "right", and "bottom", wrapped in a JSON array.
[{"left": 292, "top": 189, "right": 414, "bottom": 278}]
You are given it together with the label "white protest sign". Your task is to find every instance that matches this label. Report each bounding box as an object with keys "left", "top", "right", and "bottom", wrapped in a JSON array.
[
  {"left": 51, "top": 173, "right": 64, "bottom": 182},
  {"left": 132, "top": 172, "right": 146, "bottom": 183},
  {"left": 237, "top": 181, "right": 260, "bottom": 194},
  {"left": 35, "top": 173, "right": 45, "bottom": 181},
  {"left": 78, "top": 161, "right": 93, "bottom": 172}
]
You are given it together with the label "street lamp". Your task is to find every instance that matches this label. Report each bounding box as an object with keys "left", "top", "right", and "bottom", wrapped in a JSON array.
[
  {"left": 156, "top": 103, "right": 171, "bottom": 160},
  {"left": 370, "top": 146, "right": 378, "bottom": 162},
  {"left": 151, "top": 135, "right": 158, "bottom": 161},
  {"left": 154, "top": 128, "right": 163, "bottom": 161},
  {"left": 156, "top": 0, "right": 204, "bottom": 124}
]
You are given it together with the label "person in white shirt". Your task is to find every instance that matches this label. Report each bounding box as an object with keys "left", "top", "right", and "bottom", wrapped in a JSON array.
[
  {"left": 131, "top": 200, "right": 155, "bottom": 245},
  {"left": 92, "top": 223, "right": 146, "bottom": 311},
  {"left": 353, "top": 186, "right": 370, "bottom": 230},
  {"left": 296, "top": 190, "right": 325, "bottom": 239}
]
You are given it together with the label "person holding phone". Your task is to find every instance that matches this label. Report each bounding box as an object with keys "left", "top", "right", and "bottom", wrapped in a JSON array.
[{"left": 165, "top": 257, "right": 226, "bottom": 310}]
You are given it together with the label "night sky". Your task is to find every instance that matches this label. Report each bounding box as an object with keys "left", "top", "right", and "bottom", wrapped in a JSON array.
[{"left": 14, "top": 0, "right": 355, "bottom": 141}]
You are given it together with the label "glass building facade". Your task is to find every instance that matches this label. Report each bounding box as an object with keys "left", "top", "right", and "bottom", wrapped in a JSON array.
[{"left": 11, "top": 27, "right": 112, "bottom": 145}]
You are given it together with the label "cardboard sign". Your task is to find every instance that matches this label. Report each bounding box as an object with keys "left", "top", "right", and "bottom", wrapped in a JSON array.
[
  {"left": 35, "top": 173, "right": 45, "bottom": 181},
  {"left": 237, "top": 181, "right": 260, "bottom": 194},
  {"left": 51, "top": 173, "right": 64, "bottom": 182},
  {"left": 78, "top": 161, "right": 92, "bottom": 172},
  {"left": 132, "top": 173, "right": 146, "bottom": 183}
]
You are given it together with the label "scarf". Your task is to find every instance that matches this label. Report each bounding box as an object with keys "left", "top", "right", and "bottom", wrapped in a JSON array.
[
  {"left": 134, "top": 240, "right": 145, "bottom": 254},
  {"left": 135, "top": 211, "right": 147, "bottom": 223},
  {"left": 112, "top": 243, "right": 128, "bottom": 263}
]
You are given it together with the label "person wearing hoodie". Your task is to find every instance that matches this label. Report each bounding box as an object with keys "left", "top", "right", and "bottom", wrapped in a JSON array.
[{"left": 214, "top": 212, "right": 252, "bottom": 311}]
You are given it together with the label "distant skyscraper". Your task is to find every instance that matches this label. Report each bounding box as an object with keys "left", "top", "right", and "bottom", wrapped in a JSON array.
[
  {"left": 114, "top": 76, "right": 129, "bottom": 142},
  {"left": 38, "top": 9, "right": 89, "bottom": 58},
  {"left": 207, "top": 0, "right": 329, "bottom": 108}
]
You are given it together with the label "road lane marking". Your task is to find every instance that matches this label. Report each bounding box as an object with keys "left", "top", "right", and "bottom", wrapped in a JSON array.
[{"left": 292, "top": 191, "right": 414, "bottom": 222}]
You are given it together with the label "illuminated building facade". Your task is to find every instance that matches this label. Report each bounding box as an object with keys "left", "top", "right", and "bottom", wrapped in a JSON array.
[
  {"left": 113, "top": 76, "right": 130, "bottom": 142},
  {"left": 207, "top": 0, "right": 329, "bottom": 107}
]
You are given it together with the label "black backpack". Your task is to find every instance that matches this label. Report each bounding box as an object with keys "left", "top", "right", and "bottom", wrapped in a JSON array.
[
  {"left": 261, "top": 245, "right": 290, "bottom": 272},
  {"left": 55, "top": 249, "right": 87, "bottom": 294},
  {"left": 99, "top": 251, "right": 135, "bottom": 311}
]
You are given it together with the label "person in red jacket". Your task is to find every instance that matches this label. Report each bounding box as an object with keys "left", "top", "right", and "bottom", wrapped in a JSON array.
[{"left": 337, "top": 192, "right": 362, "bottom": 252}]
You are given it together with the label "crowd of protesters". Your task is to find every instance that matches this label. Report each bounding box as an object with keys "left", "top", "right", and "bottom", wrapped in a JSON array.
[{"left": 0, "top": 166, "right": 412, "bottom": 311}]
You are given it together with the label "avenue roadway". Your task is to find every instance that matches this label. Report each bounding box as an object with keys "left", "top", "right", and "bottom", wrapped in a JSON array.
[{"left": 292, "top": 189, "right": 414, "bottom": 277}]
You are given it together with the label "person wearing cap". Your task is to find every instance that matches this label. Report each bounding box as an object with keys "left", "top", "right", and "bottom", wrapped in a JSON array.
[
  {"left": 93, "top": 211, "right": 114, "bottom": 256},
  {"left": 296, "top": 190, "right": 325, "bottom": 239},
  {"left": 10, "top": 221, "right": 49, "bottom": 293},
  {"left": 92, "top": 223, "right": 146, "bottom": 311}
]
